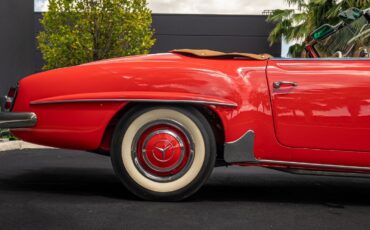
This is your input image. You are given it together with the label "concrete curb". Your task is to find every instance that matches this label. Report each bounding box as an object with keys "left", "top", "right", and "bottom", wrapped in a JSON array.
[{"left": 0, "top": 141, "right": 54, "bottom": 152}]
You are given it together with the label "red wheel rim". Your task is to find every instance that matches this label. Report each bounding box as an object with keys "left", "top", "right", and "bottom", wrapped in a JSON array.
[{"left": 132, "top": 122, "right": 194, "bottom": 182}]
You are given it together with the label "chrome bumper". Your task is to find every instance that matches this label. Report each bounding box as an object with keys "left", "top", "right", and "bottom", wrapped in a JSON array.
[{"left": 0, "top": 112, "right": 37, "bottom": 129}]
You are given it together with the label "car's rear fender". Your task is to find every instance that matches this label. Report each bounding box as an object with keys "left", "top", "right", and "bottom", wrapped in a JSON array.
[{"left": 12, "top": 91, "right": 237, "bottom": 151}]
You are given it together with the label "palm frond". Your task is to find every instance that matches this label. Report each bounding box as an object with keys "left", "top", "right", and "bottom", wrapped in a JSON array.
[
  {"left": 267, "top": 9, "right": 295, "bottom": 22},
  {"left": 288, "top": 42, "right": 306, "bottom": 57}
]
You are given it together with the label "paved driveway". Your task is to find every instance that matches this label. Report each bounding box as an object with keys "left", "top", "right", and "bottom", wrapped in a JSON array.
[{"left": 0, "top": 149, "right": 369, "bottom": 230}]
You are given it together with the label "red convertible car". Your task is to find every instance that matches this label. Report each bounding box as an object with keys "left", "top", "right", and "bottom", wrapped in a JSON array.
[{"left": 1, "top": 8, "right": 369, "bottom": 201}]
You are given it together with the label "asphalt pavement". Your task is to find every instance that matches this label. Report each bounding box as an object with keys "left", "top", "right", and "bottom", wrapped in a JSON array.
[{"left": 0, "top": 149, "right": 370, "bottom": 230}]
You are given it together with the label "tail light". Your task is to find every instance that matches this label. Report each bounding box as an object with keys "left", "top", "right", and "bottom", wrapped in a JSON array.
[{"left": 3, "top": 86, "right": 18, "bottom": 112}]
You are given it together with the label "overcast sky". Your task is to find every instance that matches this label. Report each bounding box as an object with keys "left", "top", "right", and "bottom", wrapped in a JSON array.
[{"left": 35, "top": 0, "right": 290, "bottom": 14}]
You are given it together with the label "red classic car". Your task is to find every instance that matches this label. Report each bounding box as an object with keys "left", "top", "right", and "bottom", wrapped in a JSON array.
[{"left": 0, "top": 8, "right": 369, "bottom": 201}]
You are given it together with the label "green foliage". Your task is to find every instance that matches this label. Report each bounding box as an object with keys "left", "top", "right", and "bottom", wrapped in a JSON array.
[
  {"left": 267, "top": 0, "right": 370, "bottom": 57},
  {"left": 0, "top": 129, "right": 17, "bottom": 141},
  {"left": 37, "top": 0, "right": 155, "bottom": 70}
]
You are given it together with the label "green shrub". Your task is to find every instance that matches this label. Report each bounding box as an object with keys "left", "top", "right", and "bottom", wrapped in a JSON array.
[
  {"left": 0, "top": 129, "right": 17, "bottom": 141},
  {"left": 37, "top": 0, "right": 155, "bottom": 70}
]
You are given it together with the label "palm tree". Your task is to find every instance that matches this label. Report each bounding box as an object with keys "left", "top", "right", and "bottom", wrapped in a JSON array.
[
  {"left": 267, "top": 0, "right": 369, "bottom": 57},
  {"left": 329, "top": 0, "right": 370, "bottom": 17}
]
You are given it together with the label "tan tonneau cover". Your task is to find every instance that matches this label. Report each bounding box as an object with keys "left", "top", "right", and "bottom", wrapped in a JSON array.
[{"left": 171, "top": 49, "right": 272, "bottom": 60}]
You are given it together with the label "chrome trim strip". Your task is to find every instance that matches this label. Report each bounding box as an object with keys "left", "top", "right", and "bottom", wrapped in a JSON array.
[
  {"left": 30, "top": 99, "right": 237, "bottom": 107},
  {"left": 222, "top": 130, "right": 370, "bottom": 171},
  {"left": 0, "top": 112, "right": 37, "bottom": 129},
  {"left": 277, "top": 168, "right": 370, "bottom": 178},
  {"left": 225, "top": 146, "right": 370, "bottom": 171},
  {"left": 271, "top": 58, "right": 370, "bottom": 61},
  {"left": 259, "top": 159, "right": 370, "bottom": 171}
]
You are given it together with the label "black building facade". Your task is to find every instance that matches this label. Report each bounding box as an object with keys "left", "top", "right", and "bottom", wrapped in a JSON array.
[
  {"left": 0, "top": 0, "right": 35, "bottom": 96},
  {"left": 151, "top": 14, "right": 280, "bottom": 55},
  {"left": 1, "top": 1, "right": 281, "bottom": 95}
]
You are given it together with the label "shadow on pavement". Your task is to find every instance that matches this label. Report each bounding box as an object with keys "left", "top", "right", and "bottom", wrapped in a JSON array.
[
  {"left": 0, "top": 165, "right": 370, "bottom": 207},
  {"left": 0, "top": 167, "right": 136, "bottom": 200}
]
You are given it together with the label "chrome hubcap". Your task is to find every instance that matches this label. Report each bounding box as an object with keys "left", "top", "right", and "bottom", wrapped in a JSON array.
[{"left": 132, "top": 121, "right": 194, "bottom": 182}]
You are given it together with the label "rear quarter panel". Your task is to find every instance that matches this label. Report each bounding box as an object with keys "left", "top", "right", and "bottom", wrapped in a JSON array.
[{"left": 12, "top": 54, "right": 274, "bottom": 153}]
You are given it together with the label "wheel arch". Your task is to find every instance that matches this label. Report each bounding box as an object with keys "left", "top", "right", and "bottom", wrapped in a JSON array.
[{"left": 98, "top": 102, "right": 227, "bottom": 163}]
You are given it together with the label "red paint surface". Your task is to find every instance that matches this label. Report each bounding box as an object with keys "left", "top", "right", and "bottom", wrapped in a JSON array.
[
  {"left": 9, "top": 52, "right": 370, "bottom": 172},
  {"left": 136, "top": 124, "right": 191, "bottom": 177}
]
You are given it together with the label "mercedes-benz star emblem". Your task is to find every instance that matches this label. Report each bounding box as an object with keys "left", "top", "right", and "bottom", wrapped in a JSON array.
[{"left": 152, "top": 140, "right": 174, "bottom": 162}]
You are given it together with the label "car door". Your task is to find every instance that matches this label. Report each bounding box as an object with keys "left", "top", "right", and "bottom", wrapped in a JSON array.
[{"left": 266, "top": 59, "right": 370, "bottom": 157}]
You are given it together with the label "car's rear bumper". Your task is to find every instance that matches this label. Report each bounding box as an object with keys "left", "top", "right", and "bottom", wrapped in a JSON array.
[{"left": 0, "top": 112, "right": 37, "bottom": 129}]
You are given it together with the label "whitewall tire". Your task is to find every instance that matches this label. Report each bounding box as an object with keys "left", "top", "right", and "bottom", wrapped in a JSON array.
[{"left": 111, "top": 105, "right": 216, "bottom": 201}]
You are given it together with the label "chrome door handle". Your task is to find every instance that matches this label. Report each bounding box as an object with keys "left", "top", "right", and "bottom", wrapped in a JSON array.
[{"left": 273, "top": 81, "right": 298, "bottom": 89}]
